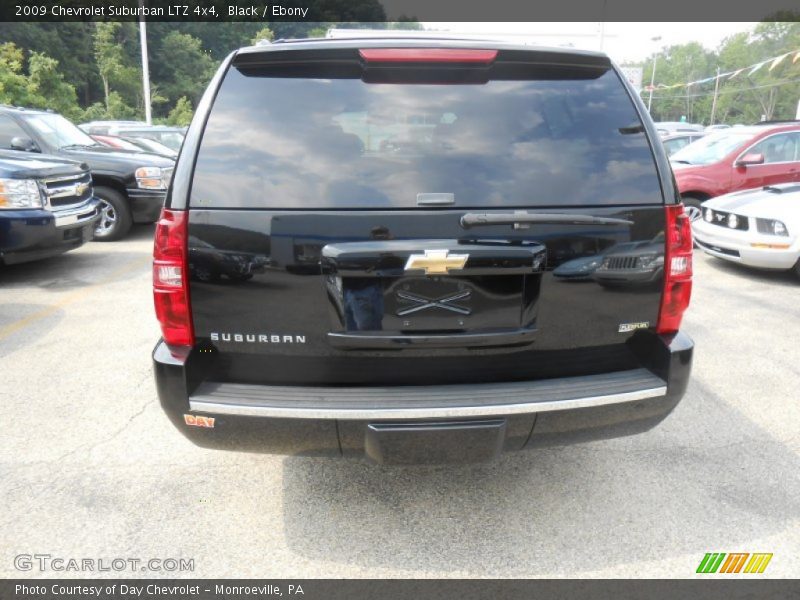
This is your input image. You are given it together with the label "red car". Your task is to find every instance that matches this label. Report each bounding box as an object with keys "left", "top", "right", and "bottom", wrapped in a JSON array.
[
  {"left": 90, "top": 133, "right": 144, "bottom": 152},
  {"left": 670, "top": 122, "right": 800, "bottom": 220}
]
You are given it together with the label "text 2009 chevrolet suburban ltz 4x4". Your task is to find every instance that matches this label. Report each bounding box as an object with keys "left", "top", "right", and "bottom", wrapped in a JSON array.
[{"left": 153, "top": 39, "right": 694, "bottom": 464}]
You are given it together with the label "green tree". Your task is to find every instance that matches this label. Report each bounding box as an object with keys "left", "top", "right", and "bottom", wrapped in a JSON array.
[
  {"left": 305, "top": 26, "right": 329, "bottom": 38},
  {"left": 0, "top": 43, "right": 40, "bottom": 107},
  {"left": 167, "top": 96, "right": 194, "bottom": 126},
  {"left": 643, "top": 42, "right": 715, "bottom": 123},
  {"left": 0, "top": 23, "right": 98, "bottom": 105},
  {"left": 106, "top": 91, "right": 139, "bottom": 119},
  {"left": 387, "top": 20, "right": 423, "bottom": 30},
  {"left": 713, "top": 32, "right": 754, "bottom": 124},
  {"left": 93, "top": 22, "right": 141, "bottom": 112},
  {"left": 251, "top": 26, "right": 275, "bottom": 45},
  {"left": 748, "top": 21, "right": 800, "bottom": 121},
  {"left": 643, "top": 23, "right": 800, "bottom": 125},
  {"left": 163, "top": 23, "right": 263, "bottom": 59},
  {"left": 80, "top": 101, "right": 109, "bottom": 122},
  {"left": 153, "top": 31, "right": 216, "bottom": 109},
  {"left": 27, "top": 52, "right": 80, "bottom": 120}
]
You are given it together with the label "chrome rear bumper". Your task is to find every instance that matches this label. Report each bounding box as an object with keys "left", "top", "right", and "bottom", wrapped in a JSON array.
[{"left": 189, "top": 368, "right": 667, "bottom": 420}]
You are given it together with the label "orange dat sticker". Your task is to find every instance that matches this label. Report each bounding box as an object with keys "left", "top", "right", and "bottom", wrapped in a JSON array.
[{"left": 184, "top": 414, "right": 215, "bottom": 428}]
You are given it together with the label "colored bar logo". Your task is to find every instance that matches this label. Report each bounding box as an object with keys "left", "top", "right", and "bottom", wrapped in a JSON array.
[{"left": 697, "top": 553, "right": 772, "bottom": 574}]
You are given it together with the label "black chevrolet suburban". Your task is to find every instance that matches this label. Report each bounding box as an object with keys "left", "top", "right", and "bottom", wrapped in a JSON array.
[
  {"left": 0, "top": 150, "right": 99, "bottom": 265},
  {"left": 0, "top": 107, "right": 173, "bottom": 241},
  {"left": 153, "top": 38, "right": 694, "bottom": 464}
]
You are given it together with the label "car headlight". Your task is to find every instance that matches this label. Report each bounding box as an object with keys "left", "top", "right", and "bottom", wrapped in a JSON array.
[
  {"left": 756, "top": 218, "right": 789, "bottom": 237},
  {"left": 638, "top": 255, "right": 664, "bottom": 268},
  {"left": 135, "top": 166, "right": 171, "bottom": 190},
  {"left": 704, "top": 208, "right": 714, "bottom": 222},
  {"left": 727, "top": 213, "right": 739, "bottom": 229},
  {"left": 162, "top": 166, "right": 173, "bottom": 188},
  {"left": 0, "top": 178, "right": 43, "bottom": 210},
  {"left": 579, "top": 258, "right": 602, "bottom": 271}
]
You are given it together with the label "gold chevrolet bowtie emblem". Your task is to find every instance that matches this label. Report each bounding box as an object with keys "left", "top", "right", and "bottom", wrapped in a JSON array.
[{"left": 404, "top": 249, "right": 469, "bottom": 275}]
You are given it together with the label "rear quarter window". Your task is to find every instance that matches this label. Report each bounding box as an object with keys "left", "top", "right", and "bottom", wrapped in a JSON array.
[{"left": 190, "top": 60, "right": 663, "bottom": 209}]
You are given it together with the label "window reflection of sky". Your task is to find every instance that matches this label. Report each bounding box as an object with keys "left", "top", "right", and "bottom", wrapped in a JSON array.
[{"left": 190, "top": 68, "right": 661, "bottom": 209}]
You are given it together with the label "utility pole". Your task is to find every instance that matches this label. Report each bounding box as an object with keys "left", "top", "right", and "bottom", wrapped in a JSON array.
[
  {"left": 139, "top": 0, "right": 152, "bottom": 125},
  {"left": 647, "top": 36, "right": 661, "bottom": 113},
  {"left": 709, "top": 67, "right": 721, "bottom": 126}
]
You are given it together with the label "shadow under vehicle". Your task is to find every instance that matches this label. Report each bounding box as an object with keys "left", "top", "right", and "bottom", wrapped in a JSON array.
[{"left": 152, "top": 37, "right": 694, "bottom": 465}]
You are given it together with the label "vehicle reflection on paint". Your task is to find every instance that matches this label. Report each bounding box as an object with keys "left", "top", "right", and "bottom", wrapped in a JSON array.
[
  {"left": 187, "top": 235, "right": 270, "bottom": 283},
  {"left": 323, "top": 272, "right": 388, "bottom": 332},
  {"left": 592, "top": 232, "right": 665, "bottom": 288},
  {"left": 343, "top": 279, "right": 385, "bottom": 331},
  {"left": 552, "top": 254, "right": 606, "bottom": 281},
  {"left": 553, "top": 232, "right": 666, "bottom": 288}
]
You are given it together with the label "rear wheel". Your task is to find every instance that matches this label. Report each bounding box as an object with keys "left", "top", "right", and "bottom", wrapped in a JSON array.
[
  {"left": 93, "top": 186, "right": 132, "bottom": 241},
  {"left": 681, "top": 195, "right": 705, "bottom": 222},
  {"left": 192, "top": 264, "right": 220, "bottom": 283}
]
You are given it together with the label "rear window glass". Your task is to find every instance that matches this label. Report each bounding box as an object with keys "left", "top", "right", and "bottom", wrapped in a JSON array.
[{"left": 191, "top": 63, "right": 662, "bottom": 209}]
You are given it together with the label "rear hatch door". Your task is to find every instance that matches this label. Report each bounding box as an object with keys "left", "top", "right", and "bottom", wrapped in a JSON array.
[{"left": 186, "top": 45, "right": 667, "bottom": 385}]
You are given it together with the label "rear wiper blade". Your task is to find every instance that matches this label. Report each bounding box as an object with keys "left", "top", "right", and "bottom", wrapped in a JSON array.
[
  {"left": 671, "top": 159, "right": 692, "bottom": 164},
  {"left": 460, "top": 212, "right": 633, "bottom": 229},
  {"left": 763, "top": 185, "right": 784, "bottom": 193}
]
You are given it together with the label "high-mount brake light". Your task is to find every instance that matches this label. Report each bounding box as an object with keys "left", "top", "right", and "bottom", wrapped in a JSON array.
[
  {"left": 359, "top": 48, "right": 498, "bottom": 64},
  {"left": 153, "top": 208, "right": 194, "bottom": 348},
  {"left": 656, "top": 204, "right": 693, "bottom": 334}
]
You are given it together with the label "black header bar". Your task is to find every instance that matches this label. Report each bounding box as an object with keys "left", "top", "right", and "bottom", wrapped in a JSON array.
[{"left": 2, "top": 0, "right": 800, "bottom": 22}]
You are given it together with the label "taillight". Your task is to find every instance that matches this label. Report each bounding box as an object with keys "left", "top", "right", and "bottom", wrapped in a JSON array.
[
  {"left": 153, "top": 208, "right": 194, "bottom": 347},
  {"left": 657, "top": 204, "right": 693, "bottom": 334},
  {"left": 359, "top": 48, "right": 498, "bottom": 64}
]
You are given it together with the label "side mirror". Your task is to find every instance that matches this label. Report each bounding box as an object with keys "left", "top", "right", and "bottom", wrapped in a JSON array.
[
  {"left": 736, "top": 152, "right": 764, "bottom": 167},
  {"left": 10, "top": 136, "right": 40, "bottom": 153}
]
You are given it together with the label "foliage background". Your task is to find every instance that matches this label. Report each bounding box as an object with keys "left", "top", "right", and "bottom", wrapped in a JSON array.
[
  {"left": 0, "top": 16, "right": 421, "bottom": 125},
  {"left": 638, "top": 21, "right": 800, "bottom": 124},
  {"left": 0, "top": 20, "right": 797, "bottom": 126}
]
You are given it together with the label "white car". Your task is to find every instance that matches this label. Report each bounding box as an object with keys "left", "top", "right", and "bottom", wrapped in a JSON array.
[{"left": 692, "top": 183, "right": 800, "bottom": 278}]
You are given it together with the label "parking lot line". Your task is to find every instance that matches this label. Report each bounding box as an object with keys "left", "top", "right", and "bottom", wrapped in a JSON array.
[{"left": 0, "top": 256, "right": 150, "bottom": 343}]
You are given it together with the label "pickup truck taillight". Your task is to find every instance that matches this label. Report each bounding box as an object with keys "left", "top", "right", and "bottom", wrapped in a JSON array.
[
  {"left": 657, "top": 204, "right": 693, "bottom": 334},
  {"left": 153, "top": 208, "right": 194, "bottom": 347}
]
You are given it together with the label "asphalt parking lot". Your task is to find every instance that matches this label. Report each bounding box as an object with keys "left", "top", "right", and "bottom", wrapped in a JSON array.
[{"left": 1, "top": 226, "right": 799, "bottom": 578}]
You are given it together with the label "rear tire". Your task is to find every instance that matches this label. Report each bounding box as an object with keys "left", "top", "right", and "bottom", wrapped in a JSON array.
[
  {"left": 93, "top": 186, "right": 133, "bottom": 242},
  {"left": 681, "top": 195, "right": 705, "bottom": 222},
  {"left": 192, "top": 265, "right": 220, "bottom": 283}
]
